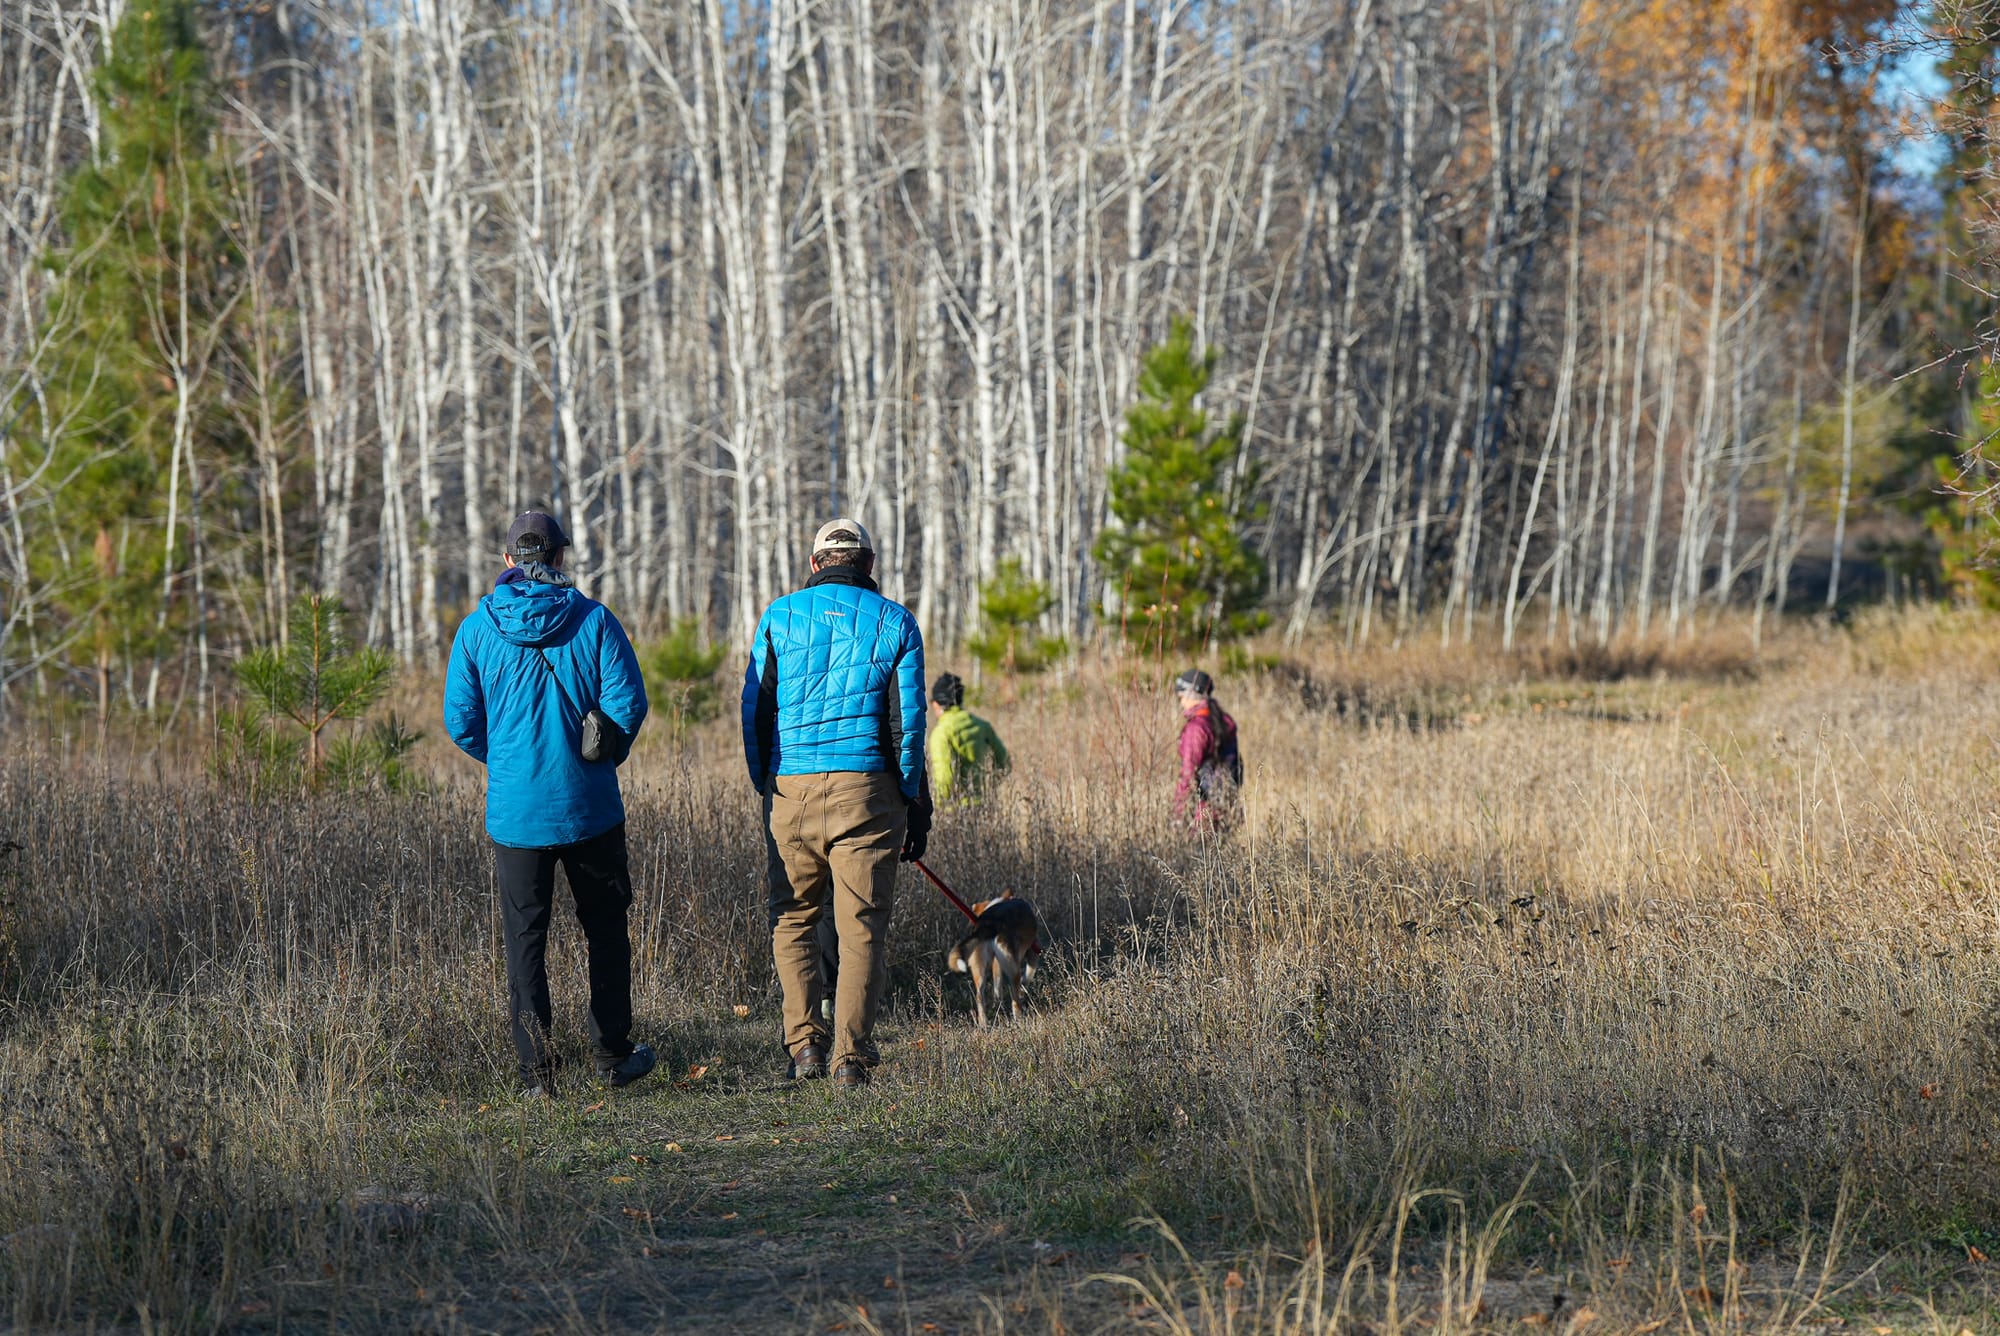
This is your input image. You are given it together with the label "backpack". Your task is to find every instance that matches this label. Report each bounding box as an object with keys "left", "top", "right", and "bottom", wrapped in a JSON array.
[{"left": 1198, "top": 702, "right": 1243, "bottom": 798}]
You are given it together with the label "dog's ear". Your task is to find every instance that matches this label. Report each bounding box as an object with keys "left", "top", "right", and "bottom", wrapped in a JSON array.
[{"left": 999, "top": 889, "right": 1015, "bottom": 900}]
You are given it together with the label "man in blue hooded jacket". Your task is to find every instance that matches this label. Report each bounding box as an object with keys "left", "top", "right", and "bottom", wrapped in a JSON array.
[
  {"left": 445, "top": 511, "right": 654, "bottom": 1096},
  {"left": 744, "top": 518, "right": 929, "bottom": 1088}
]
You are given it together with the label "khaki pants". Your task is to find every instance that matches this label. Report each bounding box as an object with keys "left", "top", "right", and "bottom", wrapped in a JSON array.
[{"left": 764, "top": 771, "right": 906, "bottom": 1067}]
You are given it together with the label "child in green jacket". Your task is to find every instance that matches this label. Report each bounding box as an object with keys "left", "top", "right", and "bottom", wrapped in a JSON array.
[{"left": 928, "top": 673, "right": 1010, "bottom": 804}]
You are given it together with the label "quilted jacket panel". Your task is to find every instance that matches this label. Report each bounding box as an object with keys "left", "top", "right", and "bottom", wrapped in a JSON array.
[{"left": 741, "top": 577, "right": 926, "bottom": 798}]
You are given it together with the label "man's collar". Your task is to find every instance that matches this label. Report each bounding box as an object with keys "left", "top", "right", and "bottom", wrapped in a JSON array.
[
  {"left": 805, "top": 564, "right": 878, "bottom": 593},
  {"left": 497, "top": 562, "right": 573, "bottom": 589}
]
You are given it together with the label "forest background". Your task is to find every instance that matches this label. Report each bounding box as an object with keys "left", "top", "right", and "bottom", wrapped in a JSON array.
[
  {"left": 3, "top": 0, "right": 2000, "bottom": 712},
  {"left": 15, "top": 5, "right": 2000, "bottom": 1329}
]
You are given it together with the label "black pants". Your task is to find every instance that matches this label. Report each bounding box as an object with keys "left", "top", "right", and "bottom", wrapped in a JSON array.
[{"left": 494, "top": 823, "right": 635, "bottom": 1081}]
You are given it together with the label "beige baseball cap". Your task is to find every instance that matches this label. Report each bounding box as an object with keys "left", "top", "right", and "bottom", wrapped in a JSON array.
[{"left": 812, "top": 518, "right": 873, "bottom": 553}]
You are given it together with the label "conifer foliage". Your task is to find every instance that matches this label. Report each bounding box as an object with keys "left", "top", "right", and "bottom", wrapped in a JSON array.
[
  {"left": 234, "top": 596, "right": 394, "bottom": 777},
  {"left": 15, "top": 0, "right": 242, "bottom": 715},
  {"left": 969, "top": 558, "right": 1066, "bottom": 675},
  {"left": 1094, "top": 318, "right": 1266, "bottom": 650}
]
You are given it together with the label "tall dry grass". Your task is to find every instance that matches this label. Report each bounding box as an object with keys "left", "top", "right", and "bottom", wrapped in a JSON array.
[{"left": 2, "top": 608, "right": 1998, "bottom": 1331}]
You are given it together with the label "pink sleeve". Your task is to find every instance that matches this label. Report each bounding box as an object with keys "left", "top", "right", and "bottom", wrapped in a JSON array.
[{"left": 1175, "top": 716, "right": 1210, "bottom": 806}]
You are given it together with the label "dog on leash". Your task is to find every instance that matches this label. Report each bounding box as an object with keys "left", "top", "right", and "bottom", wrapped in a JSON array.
[{"left": 946, "top": 891, "right": 1039, "bottom": 1027}]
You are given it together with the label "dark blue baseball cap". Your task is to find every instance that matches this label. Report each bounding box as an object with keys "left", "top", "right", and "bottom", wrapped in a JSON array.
[{"left": 504, "top": 510, "right": 570, "bottom": 558}]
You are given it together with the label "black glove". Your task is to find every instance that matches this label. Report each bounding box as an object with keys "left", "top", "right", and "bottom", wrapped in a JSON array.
[{"left": 902, "top": 777, "right": 933, "bottom": 864}]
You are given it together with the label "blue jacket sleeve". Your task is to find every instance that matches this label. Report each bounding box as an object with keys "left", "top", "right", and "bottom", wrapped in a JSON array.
[
  {"left": 894, "top": 613, "right": 926, "bottom": 799},
  {"left": 594, "top": 609, "right": 649, "bottom": 747},
  {"left": 444, "top": 618, "right": 488, "bottom": 764},
  {"left": 741, "top": 609, "right": 777, "bottom": 788}
]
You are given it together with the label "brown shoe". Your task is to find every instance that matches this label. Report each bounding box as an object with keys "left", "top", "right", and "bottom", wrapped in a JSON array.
[
  {"left": 832, "top": 1060, "right": 870, "bottom": 1088},
  {"left": 790, "top": 1044, "right": 828, "bottom": 1081}
]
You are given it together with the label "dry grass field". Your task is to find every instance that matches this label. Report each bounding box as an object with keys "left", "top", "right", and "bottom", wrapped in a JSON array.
[{"left": 3, "top": 609, "right": 2000, "bottom": 1333}]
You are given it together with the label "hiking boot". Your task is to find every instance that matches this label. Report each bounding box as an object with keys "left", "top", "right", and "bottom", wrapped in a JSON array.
[
  {"left": 597, "top": 1043, "right": 656, "bottom": 1090},
  {"left": 790, "top": 1044, "right": 828, "bottom": 1081},
  {"left": 832, "top": 1060, "right": 870, "bottom": 1088}
]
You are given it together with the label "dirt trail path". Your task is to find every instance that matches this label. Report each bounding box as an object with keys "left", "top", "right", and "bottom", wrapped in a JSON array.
[{"left": 365, "top": 1015, "right": 1142, "bottom": 1334}]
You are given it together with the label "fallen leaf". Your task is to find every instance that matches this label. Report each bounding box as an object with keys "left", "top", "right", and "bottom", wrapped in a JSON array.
[
  {"left": 721, "top": 1212, "right": 738, "bottom": 1220},
  {"left": 715, "top": 1134, "right": 734, "bottom": 1142},
  {"left": 665, "top": 1143, "right": 684, "bottom": 1153},
  {"left": 1969, "top": 1246, "right": 1989, "bottom": 1263},
  {"left": 607, "top": 1175, "right": 633, "bottom": 1185},
  {"left": 1570, "top": 1308, "right": 1598, "bottom": 1327},
  {"left": 476, "top": 1103, "right": 491, "bottom": 1113},
  {"left": 1630, "top": 1322, "right": 1668, "bottom": 1335},
  {"left": 1224, "top": 1270, "right": 1245, "bottom": 1290},
  {"left": 733, "top": 1005, "right": 751, "bottom": 1018},
  {"left": 584, "top": 1101, "right": 606, "bottom": 1114},
  {"left": 882, "top": 1276, "right": 898, "bottom": 1289},
  {"left": 688, "top": 1065, "right": 710, "bottom": 1080},
  {"left": 622, "top": 1208, "right": 650, "bottom": 1221},
  {"left": 1689, "top": 1203, "right": 1707, "bottom": 1224},
  {"left": 922, "top": 1326, "right": 941, "bottom": 1333},
  {"left": 1920, "top": 1083, "right": 1941, "bottom": 1100},
  {"left": 1520, "top": 1315, "right": 1550, "bottom": 1328},
  {"left": 1685, "top": 1285, "right": 1716, "bottom": 1305}
]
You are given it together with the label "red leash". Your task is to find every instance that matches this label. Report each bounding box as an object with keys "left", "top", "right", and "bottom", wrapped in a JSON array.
[{"left": 912, "top": 858, "right": 981, "bottom": 924}]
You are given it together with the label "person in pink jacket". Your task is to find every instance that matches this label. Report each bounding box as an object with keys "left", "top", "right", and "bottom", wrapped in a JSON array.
[{"left": 1173, "top": 669, "right": 1242, "bottom": 830}]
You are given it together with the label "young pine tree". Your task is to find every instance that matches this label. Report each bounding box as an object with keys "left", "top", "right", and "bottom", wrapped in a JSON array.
[
  {"left": 235, "top": 595, "right": 395, "bottom": 777},
  {"left": 1094, "top": 317, "right": 1266, "bottom": 650},
  {"left": 11, "top": 1, "right": 242, "bottom": 719},
  {"left": 968, "top": 558, "right": 1066, "bottom": 676}
]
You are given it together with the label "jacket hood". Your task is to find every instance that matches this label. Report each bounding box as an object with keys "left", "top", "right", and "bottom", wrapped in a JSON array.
[{"left": 484, "top": 576, "right": 586, "bottom": 647}]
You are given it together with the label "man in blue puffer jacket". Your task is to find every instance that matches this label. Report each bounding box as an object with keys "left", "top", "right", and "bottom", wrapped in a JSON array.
[
  {"left": 744, "top": 518, "right": 930, "bottom": 1088},
  {"left": 445, "top": 511, "right": 654, "bottom": 1097}
]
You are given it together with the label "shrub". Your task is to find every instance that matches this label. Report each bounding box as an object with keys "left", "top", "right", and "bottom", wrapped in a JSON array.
[{"left": 643, "top": 618, "right": 729, "bottom": 734}]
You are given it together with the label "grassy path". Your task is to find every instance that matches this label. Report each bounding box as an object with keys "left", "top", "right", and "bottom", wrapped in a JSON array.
[{"left": 346, "top": 1012, "right": 1146, "bottom": 1334}]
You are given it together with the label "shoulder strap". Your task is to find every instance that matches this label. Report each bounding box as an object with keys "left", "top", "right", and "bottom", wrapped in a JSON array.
[
  {"left": 488, "top": 604, "right": 584, "bottom": 728},
  {"left": 533, "top": 646, "right": 586, "bottom": 728}
]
